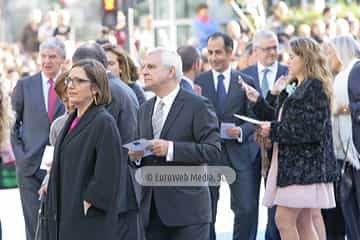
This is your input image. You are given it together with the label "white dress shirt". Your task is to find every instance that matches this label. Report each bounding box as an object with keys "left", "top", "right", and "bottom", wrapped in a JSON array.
[
  {"left": 257, "top": 61, "right": 278, "bottom": 91},
  {"left": 41, "top": 72, "right": 60, "bottom": 112},
  {"left": 153, "top": 85, "right": 180, "bottom": 161},
  {"left": 211, "top": 67, "right": 243, "bottom": 142}
]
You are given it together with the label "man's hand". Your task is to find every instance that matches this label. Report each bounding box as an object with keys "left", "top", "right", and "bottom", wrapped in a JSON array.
[
  {"left": 226, "top": 127, "right": 241, "bottom": 138},
  {"left": 148, "top": 139, "right": 169, "bottom": 157},
  {"left": 193, "top": 84, "right": 202, "bottom": 96},
  {"left": 128, "top": 150, "right": 145, "bottom": 161},
  {"left": 259, "top": 121, "right": 271, "bottom": 138}
]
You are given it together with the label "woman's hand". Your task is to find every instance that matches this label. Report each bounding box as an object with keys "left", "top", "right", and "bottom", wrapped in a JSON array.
[
  {"left": 271, "top": 75, "right": 289, "bottom": 95},
  {"left": 83, "top": 200, "right": 92, "bottom": 215},
  {"left": 239, "top": 80, "right": 260, "bottom": 103}
]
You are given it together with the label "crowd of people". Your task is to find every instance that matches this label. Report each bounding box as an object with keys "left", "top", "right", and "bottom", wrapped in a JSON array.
[{"left": 0, "top": 2, "right": 359, "bottom": 240}]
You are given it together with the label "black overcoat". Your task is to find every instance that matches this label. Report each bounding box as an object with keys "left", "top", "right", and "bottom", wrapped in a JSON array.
[{"left": 45, "top": 104, "right": 125, "bottom": 240}]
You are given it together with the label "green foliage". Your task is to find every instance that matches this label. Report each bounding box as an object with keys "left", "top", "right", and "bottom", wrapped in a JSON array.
[{"left": 281, "top": 3, "right": 360, "bottom": 27}]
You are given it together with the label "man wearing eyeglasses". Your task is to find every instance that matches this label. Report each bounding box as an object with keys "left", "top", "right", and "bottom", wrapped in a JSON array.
[
  {"left": 241, "top": 30, "right": 288, "bottom": 98},
  {"left": 241, "top": 30, "right": 288, "bottom": 240}
]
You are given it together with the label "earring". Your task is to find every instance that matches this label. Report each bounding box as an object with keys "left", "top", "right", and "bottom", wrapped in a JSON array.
[{"left": 93, "top": 94, "right": 98, "bottom": 105}]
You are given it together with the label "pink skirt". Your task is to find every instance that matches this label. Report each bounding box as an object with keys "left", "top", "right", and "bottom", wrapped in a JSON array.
[{"left": 262, "top": 143, "right": 336, "bottom": 209}]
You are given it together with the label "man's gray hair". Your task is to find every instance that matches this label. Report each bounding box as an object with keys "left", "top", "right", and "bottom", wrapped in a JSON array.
[
  {"left": 39, "top": 37, "right": 66, "bottom": 58},
  {"left": 252, "top": 30, "right": 278, "bottom": 48},
  {"left": 329, "top": 35, "right": 360, "bottom": 67},
  {"left": 147, "top": 47, "right": 183, "bottom": 82}
]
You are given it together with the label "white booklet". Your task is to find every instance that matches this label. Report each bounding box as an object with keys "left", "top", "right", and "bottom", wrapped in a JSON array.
[
  {"left": 233, "top": 114, "right": 262, "bottom": 125},
  {"left": 123, "top": 139, "right": 153, "bottom": 157},
  {"left": 220, "top": 122, "right": 237, "bottom": 139}
]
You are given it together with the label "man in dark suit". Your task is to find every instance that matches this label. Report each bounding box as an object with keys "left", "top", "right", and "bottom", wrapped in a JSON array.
[
  {"left": 71, "top": 43, "right": 143, "bottom": 240},
  {"left": 177, "top": 45, "right": 202, "bottom": 95},
  {"left": 11, "top": 37, "right": 66, "bottom": 240},
  {"left": 129, "top": 47, "right": 221, "bottom": 240},
  {"left": 342, "top": 61, "right": 360, "bottom": 239},
  {"left": 195, "top": 32, "right": 260, "bottom": 240},
  {"left": 241, "top": 30, "right": 288, "bottom": 240},
  {"left": 241, "top": 30, "right": 288, "bottom": 98}
]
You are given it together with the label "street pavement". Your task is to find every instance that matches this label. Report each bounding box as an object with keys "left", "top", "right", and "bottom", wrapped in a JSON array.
[{"left": 0, "top": 181, "right": 267, "bottom": 240}]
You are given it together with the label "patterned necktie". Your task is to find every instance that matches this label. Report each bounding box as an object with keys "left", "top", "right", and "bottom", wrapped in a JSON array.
[
  {"left": 261, "top": 68, "right": 270, "bottom": 97},
  {"left": 48, "top": 79, "right": 56, "bottom": 122},
  {"left": 217, "top": 74, "right": 226, "bottom": 113},
  {"left": 152, "top": 100, "right": 165, "bottom": 139}
]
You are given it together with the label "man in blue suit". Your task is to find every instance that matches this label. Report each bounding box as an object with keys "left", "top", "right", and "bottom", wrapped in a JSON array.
[
  {"left": 11, "top": 37, "right": 66, "bottom": 240},
  {"left": 241, "top": 30, "right": 288, "bottom": 240},
  {"left": 342, "top": 60, "right": 360, "bottom": 239},
  {"left": 196, "top": 32, "right": 260, "bottom": 240},
  {"left": 177, "top": 45, "right": 202, "bottom": 95},
  {"left": 241, "top": 30, "right": 288, "bottom": 98}
]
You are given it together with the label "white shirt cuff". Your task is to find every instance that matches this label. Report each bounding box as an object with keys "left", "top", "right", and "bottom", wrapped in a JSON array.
[
  {"left": 166, "top": 141, "right": 174, "bottom": 161},
  {"left": 237, "top": 127, "right": 243, "bottom": 143}
]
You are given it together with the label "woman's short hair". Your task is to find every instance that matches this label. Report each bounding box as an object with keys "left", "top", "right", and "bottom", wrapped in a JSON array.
[
  {"left": 102, "top": 43, "right": 138, "bottom": 84},
  {"left": 71, "top": 59, "right": 111, "bottom": 105}
]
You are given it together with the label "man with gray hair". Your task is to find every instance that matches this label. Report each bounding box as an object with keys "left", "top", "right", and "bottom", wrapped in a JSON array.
[
  {"left": 11, "top": 37, "right": 66, "bottom": 240},
  {"left": 241, "top": 30, "right": 287, "bottom": 240},
  {"left": 242, "top": 30, "right": 288, "bottom": 97},
  {"left": 129, "top": 47, "right": 221, "bottom": 240}
]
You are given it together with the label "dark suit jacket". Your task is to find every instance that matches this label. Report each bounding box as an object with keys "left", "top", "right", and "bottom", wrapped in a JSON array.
[
  {"left": 138, "top": 89, "right": 221, "bottom": 227},
  {"left": 106, "top": 72, "right": 141, "bottom": 213},
  {"left": 11, "top": 72, "right": 64, "bottom": 176},
  {"left": 348, "top": 61, "right": 360, "bottom": 152},
  {"left": 195, "top": 70, "right": 258, "bottom": 170},
  {"left": 241, "top": 62, "right": 288, "bottom": 97}
]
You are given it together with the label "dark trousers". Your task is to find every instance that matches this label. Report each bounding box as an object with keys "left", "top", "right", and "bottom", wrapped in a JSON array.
[
  {"left": 265, "top": 206, "right": 280, "bottom": 240},
  {"left": 340, "top": 164, "right": 360, "bottom": 240},
  {"left": 17, "top": 169, "right": 46, "bottom": 240},
  {"left": 209, "top": 165, "right": 261, "bottom": 240},
  {"left": 146, "top": 200, "right": 209, "bottom": 240},
  {"left": 117, "top": 210, "right": 145, "bottom": 240}
]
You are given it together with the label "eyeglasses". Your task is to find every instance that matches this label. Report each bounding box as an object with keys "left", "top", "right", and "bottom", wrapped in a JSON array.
[
  {"left": 64, "top": 77, "right": 90, "bottom": 86},
  {"left": 258, "top": 46, "right": 278, "bottom": 52}
]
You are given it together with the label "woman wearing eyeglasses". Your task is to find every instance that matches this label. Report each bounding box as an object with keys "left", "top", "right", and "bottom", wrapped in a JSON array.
[{"left": 45, "top": 59, "right": 125, "bottom": 240}]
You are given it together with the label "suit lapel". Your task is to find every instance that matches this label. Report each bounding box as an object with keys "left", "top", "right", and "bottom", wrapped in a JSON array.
[
  {"left": 160, "top": 90, "right": 185, "bottom": 139},
  {"left": 144, "top": 98, "right": 156, "bottom": 139},
  {"left": 253, "top": 65, "right": 261, "bottom": 92},
  {"left": 203, "top": 71, "right": 220, "bottom": 115},
  {"left": 224, "top": 71, "right": 244, "bottom": 113},
  {"left": 32, "top": 73, "right": 48, "bottom": 117},
  {"left": 60, "top": 105, "right": 99, "bottom": 149}
]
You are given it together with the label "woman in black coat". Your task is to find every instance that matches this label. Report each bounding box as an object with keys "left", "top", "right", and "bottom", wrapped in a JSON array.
[
  {"left": 45, "top": 59, "right": 125, "bottom": 240},
  {"left": 249, "top": 37, "right": 339, "bottom": 239}
]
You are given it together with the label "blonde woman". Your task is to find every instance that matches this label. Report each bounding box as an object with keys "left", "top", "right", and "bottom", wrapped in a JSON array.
[{"left": 257, "top": 37, "right": 338, "bottom": 240}]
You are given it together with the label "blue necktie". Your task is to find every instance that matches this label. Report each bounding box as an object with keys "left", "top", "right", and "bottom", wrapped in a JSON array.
[
  {"left": 261, "top": 68, "right": 270, "bottom": 96},
  {"left": 217, "top": 74, "right": 226, "bottom": 113}
]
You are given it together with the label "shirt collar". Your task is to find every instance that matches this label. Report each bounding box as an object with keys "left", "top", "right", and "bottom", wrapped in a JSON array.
[
  {"left": 182, "top": 76, "right": 194, "bottom": 88},
  {"left": 212, "top": 66, "right": 232, "bottom": 81},
  {"left": 257, "top": 61, "right": 278, "bottom": 74},
  {"left": 41, "top": 71, "right": 61, "bottom": 84},
  {"left": 156, "top": 84, "right": 180, "bottom": 106}
]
